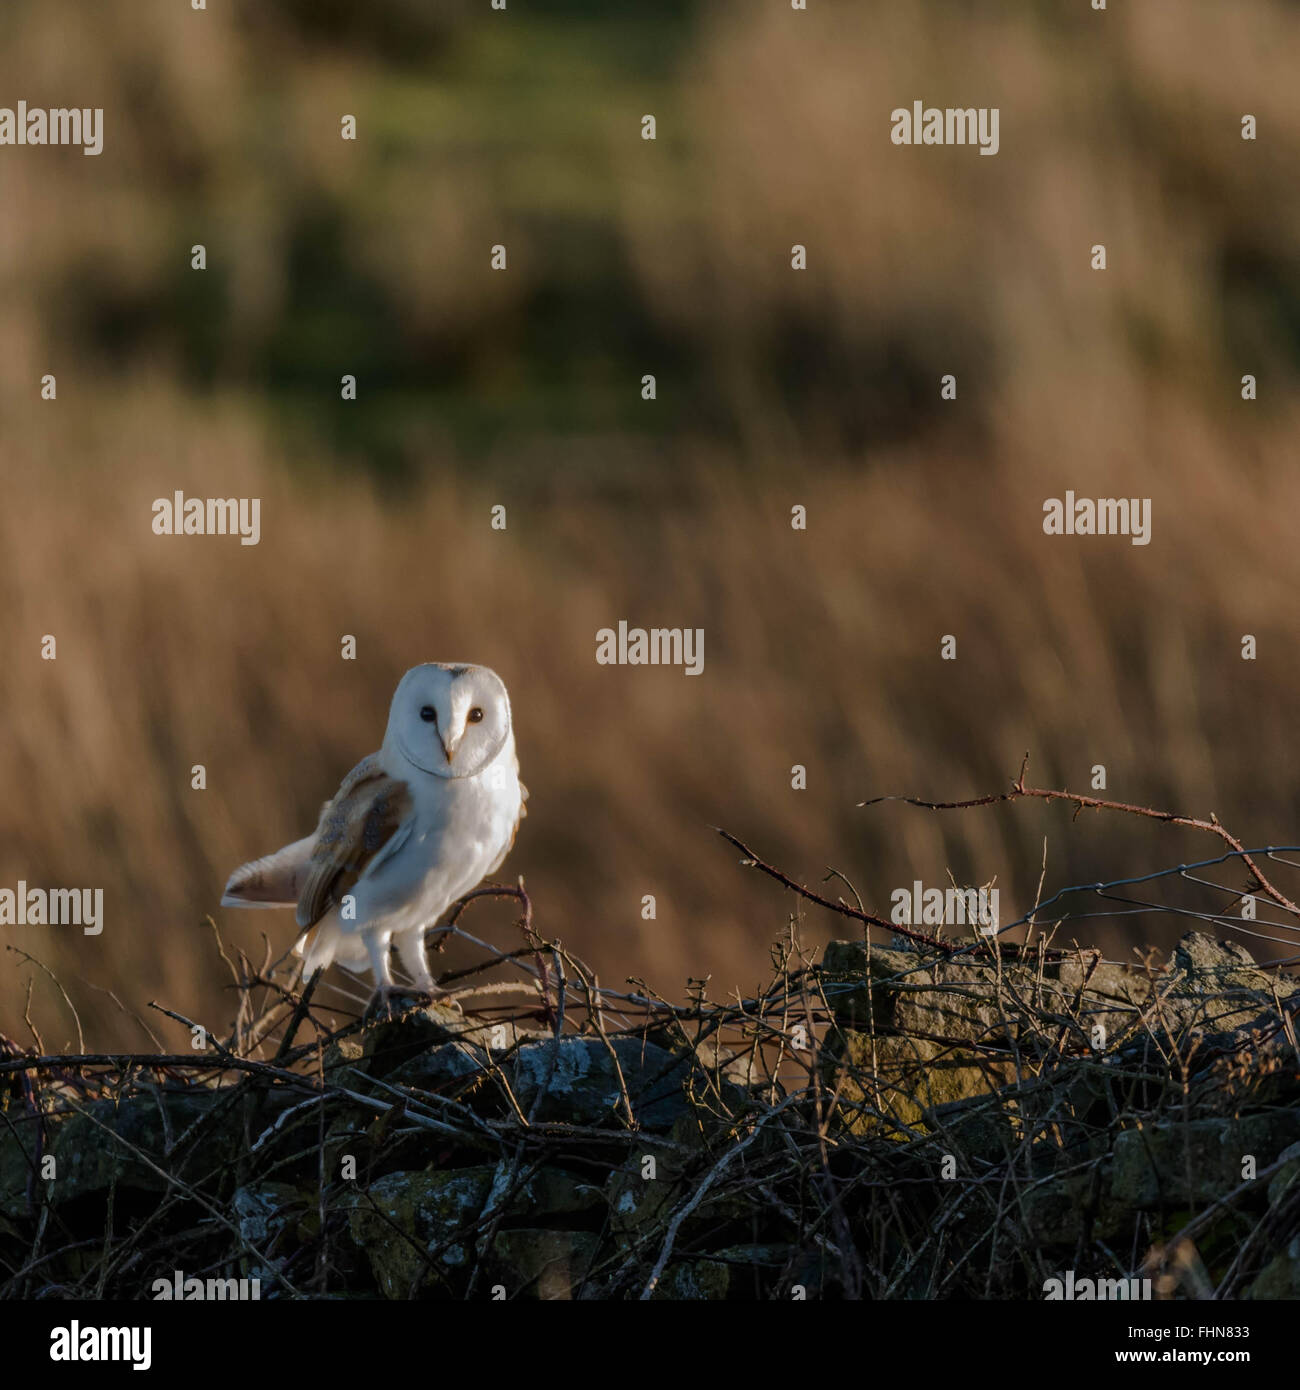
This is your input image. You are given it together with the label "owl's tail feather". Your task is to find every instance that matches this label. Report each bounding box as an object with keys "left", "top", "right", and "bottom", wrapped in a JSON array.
[
  {"left": 296, "top": 917, "right": 369, "bottom": 978},
  {"left": 225, "top": 838, "right": 372, "bottom": 982},
  {"left": 221, "top": 837, "right": 315, "bottom": 909}
]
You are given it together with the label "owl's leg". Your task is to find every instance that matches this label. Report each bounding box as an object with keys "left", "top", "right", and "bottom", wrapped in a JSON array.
[
  {"left": 395, "top": 928, "right": 437, "bottom": 997},
  {"left": 363, "top": 931, "right": 400, "bottom": 1019}
]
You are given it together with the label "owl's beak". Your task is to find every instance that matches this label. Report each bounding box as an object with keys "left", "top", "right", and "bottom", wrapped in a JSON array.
[{"left": 440, "top": 732, "right": 462, "bottom": 763}]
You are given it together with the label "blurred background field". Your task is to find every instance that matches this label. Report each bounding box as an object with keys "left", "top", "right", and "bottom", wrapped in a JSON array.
[{"left": 1, "top": 0, "right": 1299, "bottom": 1049}]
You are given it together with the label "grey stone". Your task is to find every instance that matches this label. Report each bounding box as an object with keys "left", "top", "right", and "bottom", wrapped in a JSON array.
[
  {"left": 233, "top": 1181, "right": 304, "bottom": 1289},
  {"left": 385, "top": 1040, "right": 489, "bottom": 1098},
  {"left": 1156, "top": 932, "right": 1298, "bottom": 1045},
  {"left": 1110, "top": 1111, "right": 1300, "bottom": 1208},
  {"left": 361, "top": 1002, "right": 475, "bottom": 1077},
  {"left": 49, "top": 1090, "right": 237, "bottom": 1204},
  {"left": 1267, "top": 1141, "right": 1300, "bottom": 1210},
  {"left": 652, "top": 1258, "right": 732, "bottom": 1300},
  {"left": 1245, "top": 1237, "right": 1300, "bottom": 1298},
  {"left": 0, "top": 1114, "right": 46, "bottom": 1218},
  {"left": 488, "top": 1229, "right": 599, "bottom": 1299},
  {"left": 343, "top": 1166, "right": 493, "bottom": 1297},
  {"left": 511, "top": 1037, "right": 689, "bottom": 1129},
  {"left": 821, "top": 1027, "right": 1012, "bottom": 1133},
  {"left": 343, "top": 1160, "right": 605, "bottom": 1299},
  {"left": 922, "top": 1095, "right": 1018, "bottom": 1163}
]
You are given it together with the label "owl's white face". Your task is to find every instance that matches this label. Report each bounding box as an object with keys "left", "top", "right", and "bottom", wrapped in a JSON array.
[{"left": 385, "top": 663, "right": 512, "bottom": 780}]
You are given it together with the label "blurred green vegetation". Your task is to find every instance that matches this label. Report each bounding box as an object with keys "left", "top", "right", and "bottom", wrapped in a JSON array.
[
  {"left": 24, "top": 1, "right": 1300, "bottom": 485},
  {"left": 45, "top": 4, "right": 713, "bottom": 480}
]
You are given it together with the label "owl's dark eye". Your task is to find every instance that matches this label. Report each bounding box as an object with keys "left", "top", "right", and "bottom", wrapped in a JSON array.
[
  {"left": 467, "top": 707, "right": 484, "bottom": 724},
  {"left": 420, "top": 705, "right": 437, "bottom": 723}
]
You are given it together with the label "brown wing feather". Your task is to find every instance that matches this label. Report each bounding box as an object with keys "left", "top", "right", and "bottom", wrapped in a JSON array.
[{"left": 296, "top": 755, "right": 413, "bottom": 929}]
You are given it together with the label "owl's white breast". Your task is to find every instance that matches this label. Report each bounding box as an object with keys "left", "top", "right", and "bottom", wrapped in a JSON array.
[{"left": 359, "top": 734, "right": 523, "bottom": 936}]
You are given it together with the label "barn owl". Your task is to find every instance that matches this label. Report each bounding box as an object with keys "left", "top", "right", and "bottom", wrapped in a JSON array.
[{"left": 222, "top": 663, "right": 526, "bottom": 1006}]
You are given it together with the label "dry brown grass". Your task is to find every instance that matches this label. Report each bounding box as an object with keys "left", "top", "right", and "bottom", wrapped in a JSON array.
[{"left": 1, "top": 1, "right": 1299, "bottom": 1046}]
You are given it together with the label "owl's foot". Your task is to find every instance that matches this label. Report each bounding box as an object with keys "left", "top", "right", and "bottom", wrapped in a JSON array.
[
  {"left": 364, "top": 986, "right": 406, "bottom": 1023},
  {"left": 364, "top": 985, "right": 439, "bottom": 1021},
  {"left": 406, "top": 970, "right": 439, "bottom": 1000}
]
